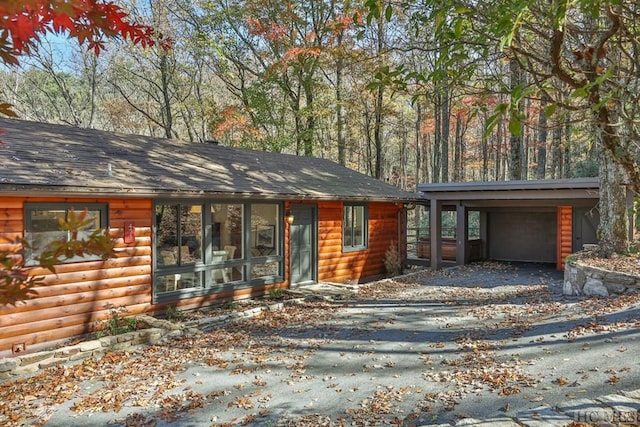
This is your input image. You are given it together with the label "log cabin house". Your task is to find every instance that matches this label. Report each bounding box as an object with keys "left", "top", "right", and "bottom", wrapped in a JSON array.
[{"left": 0, "top": 118, "right": 422, "bottom": 357}]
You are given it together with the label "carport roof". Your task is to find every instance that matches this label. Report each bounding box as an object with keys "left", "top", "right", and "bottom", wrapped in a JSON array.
[{"left": 418, "top": 178, "right": 600, "bottom": 203}]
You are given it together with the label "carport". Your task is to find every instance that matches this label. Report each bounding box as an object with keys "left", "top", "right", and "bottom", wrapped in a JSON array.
[{"left": 408, "top": 178, "right": 632, "bottom": 270}]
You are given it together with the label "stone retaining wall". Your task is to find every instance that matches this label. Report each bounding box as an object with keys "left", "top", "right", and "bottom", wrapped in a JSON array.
[
  {"left": 0, "top": 302, "right": 290, "bottom": 380},
  {"left": 564, "top": 260, "right": 640, "bottom": 296}
]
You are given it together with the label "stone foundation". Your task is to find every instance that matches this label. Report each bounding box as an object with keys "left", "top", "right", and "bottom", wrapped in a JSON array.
[{"left": 564, "top": 260, "right": 640, "bottom": 296}]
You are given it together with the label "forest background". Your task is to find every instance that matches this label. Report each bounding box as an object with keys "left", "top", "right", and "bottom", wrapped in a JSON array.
[{"left": 2, "top": 0, "right": 640, "bottom": 255}]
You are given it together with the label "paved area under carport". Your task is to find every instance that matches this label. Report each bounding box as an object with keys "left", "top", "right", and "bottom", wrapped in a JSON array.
[{"left": 6, "top": 262, "right": 640, "bottom": 426}]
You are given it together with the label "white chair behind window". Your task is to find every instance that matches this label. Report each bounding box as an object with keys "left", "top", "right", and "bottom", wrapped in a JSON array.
[
  {"left": 212, "top": 250, "right": 229, "bottom": 283},
  {"left": 223, "top": 245, "right": 236, "bottom": 281},
  {"left": 159, "top": 250, "right": 180, "bottom": 291}
]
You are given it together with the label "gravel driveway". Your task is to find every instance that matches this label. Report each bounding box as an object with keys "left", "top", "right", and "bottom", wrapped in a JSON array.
[{"left": 4, "top": 262, "right": 640, "bottom": 426}]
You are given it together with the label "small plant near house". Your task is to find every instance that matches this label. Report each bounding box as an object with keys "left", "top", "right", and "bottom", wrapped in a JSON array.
[
  {"left": 225, "top": 301, "right": 239, "bottom": 310},
  {"left": 267, "top": 288, "right": 284, "bottom": 300},
  {"left": 164, "top": 306, "right": 184, "bottom": 321},
  {"left": 96, "top": 304, "right": 138, "bottom": 337},
  {"left": 384, "top": 242, "right": 402, "bottom": 277}
]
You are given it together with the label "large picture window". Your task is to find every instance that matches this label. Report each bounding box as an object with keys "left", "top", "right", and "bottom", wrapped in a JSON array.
[
  {"left": 154, "top": 201, "right": 282, "bottom": 298},
  {"left": 343, "top": 204, "right": 367, "bottom": 250},
  {"left": 155, "top": 204, "right": 203, "bottom": 292},
  {"left": 25, "top": 203, "right": 108, "bottom": 264}
]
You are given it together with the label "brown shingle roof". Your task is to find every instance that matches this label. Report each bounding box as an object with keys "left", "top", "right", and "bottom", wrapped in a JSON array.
[{"left": 0, "top": 118, "right": 421, "bottom": 202}]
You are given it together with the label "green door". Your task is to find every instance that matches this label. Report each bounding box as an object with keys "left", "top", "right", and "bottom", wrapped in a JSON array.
[{"left": 290, "top": 205, "right": 316, "bottom": 286}]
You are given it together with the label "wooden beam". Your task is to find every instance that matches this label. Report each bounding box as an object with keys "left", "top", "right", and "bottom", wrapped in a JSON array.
[
  {"left": 430, "top": 200, "right": 442, "bottom": 269},
  {"left": 456, "top": 204, "right": 468, "bottom": 265}
]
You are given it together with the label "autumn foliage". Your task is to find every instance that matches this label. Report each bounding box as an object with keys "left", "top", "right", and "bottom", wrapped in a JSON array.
[
  {"left": 0, "top": 0, "right": 165, "bottom": 64},
  {"left": 0, "top": 0, "right": 167, "bottom": 118}
]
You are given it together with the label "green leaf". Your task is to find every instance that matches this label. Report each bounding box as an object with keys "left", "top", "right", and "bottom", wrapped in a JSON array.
[
  {"left": 572, "top": 87, "right": 588, "bottom": 98},
  {"left": 509, "top": 116, "right": 522, "bottom": 136},
  {"left": 544, "top": 103, "right": 557, "bottom": 118},
  {"left": 454, "top": 18, "right": 464, "bottom": 38},
  {"left": 385, "top": 5, "right": 393, "bottom": 21}
]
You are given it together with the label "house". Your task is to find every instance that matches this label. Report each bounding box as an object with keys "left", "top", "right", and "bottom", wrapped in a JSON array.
[
  {"left": 408, "top": 178, "right": 633, "bottom": 270},
  {"left": 0, "top": 118, "right": 421, "bottom": 357}
]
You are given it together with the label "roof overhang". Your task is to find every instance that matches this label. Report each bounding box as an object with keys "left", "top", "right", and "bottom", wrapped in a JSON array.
[
  {"left": 0, "top": 184, "right": 424, "bottom": 204},
  {"left": 417, "top": 178, "right": 600, "bottom": 207}
]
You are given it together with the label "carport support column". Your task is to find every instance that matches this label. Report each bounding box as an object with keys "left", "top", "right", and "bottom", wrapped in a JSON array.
[
  {"left": 456, "top": 203, "right": 468, "bottom": 265},
  {"left": 430, "top": 199, "right": 443, "bottom": 269}
]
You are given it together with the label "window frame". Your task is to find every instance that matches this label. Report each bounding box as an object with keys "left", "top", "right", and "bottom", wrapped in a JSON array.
[
  {"left": 24, "top": 202, "right": 109, "bottom": 265},
  {"left": 153, "top": 200, "right": 284, "bottom": 303},
  {"left": 343, "top": 203, "right": 368, "bottom": 252}
]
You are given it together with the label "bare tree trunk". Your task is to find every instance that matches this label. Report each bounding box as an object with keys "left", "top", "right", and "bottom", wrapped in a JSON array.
[
  {"left": 508, "top": 58, "right": 523, "bottom": 180},
  {"left": 159, "top": 52, "right": 173, "bottom": 139},
  {"left": 400, "top": 113, "right": 408, "bottom": 190},
  {"left": 415, "top": 103, "right": 422, "bottom": 188},
  {"left": 441, "top": 87, "right": 450, "bottom": 183},
  {"left": 372, "top": 11, "right": 385, "bottom": 179},
  {"left": 335, "top": 41, "right": 345, "bottom": 165},
  {"left": 433, "top": 96, "right": 441, "bottom": 183},
  {"left": 303, "top": 80, "right": 315, "bottom": 156},
  {"left": 373, "top": 84, "right": 384, "bottom": 179},
  {"left": 495, "top": 110, "right": 503, "bottom": 181},
  {"left": 453, "top": 113, "right": 462, "bottom": 182},
  {"left": 551, "top": 121, "right": 562, "bottom": 178},
  {"left": 598, "top": 145, "right": 629, "bottom": 256},
  {"left": 563, "top": 119, "right": 572, "bottom": 178},
  {"left": 536, "top": 95, "right": 548, "bottom": 179},
  {"left": 481, "top": 110, "right": 489, "bottom": 181}
]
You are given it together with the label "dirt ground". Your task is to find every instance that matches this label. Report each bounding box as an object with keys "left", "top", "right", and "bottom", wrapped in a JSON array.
[{"left": 2, "top": 261, "right": 640, "bottom": 426}]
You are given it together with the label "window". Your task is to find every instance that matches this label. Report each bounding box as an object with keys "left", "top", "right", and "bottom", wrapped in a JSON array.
[
  {"left": 154, "top": 201, "right": 283, "bottom": 298},
  {"left": 25, "top": 203, "right": 108, "bottom": 264},
  {"left": 343, "top": 204, "right": 367, "bottom": 250},
  {"left": 155, "top": 203, "right": 204, "bottom": 292}
]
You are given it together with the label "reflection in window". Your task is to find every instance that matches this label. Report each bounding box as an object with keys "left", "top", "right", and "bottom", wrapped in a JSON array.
[
  {"left": 211, "top": 203, "right": 243, "bottom": 260},
  {"left": 343, "top": 204, "right": 367, "bottom": 250},
  {"left": 251, "top": 204, "right": 278, "bottom": 257},
  {"left": 251, "top": 261, "right": 279, "bottom": 279},
  {"left": 155, "top": 204, "right": 203, "bottom": 294},
  {"left": 154, "top": 201, "right": 284, "bottom": 297},
  {"left": 156, "top": 204, "right": 202, "bottom": 266},
  {"left": 154, "top": 272, "right": 202, "bottom": 293},
  {"left": 25, "top": 204, "right": 107, "bottom": 264}
]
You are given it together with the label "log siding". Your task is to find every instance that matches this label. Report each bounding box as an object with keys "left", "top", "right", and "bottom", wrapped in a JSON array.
[
  {"left": 316, "top": 201, "right": 401, "bottom": 283},
  {"left": 0, "top": 197, "right": 152, "bottom": 357},
  {"left": 1, "top": 195, "right": 405, "bottom": 357}
]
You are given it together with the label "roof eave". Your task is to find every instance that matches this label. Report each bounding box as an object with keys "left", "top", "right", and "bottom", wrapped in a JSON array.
[{"left": 0, "top": 184, "right": 423, "bottom": 203}]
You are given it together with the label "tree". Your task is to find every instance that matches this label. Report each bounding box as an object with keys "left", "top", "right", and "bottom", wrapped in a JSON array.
[
  {"left": 0, "top": 0, "right": 165, "bottom": 116},
  {"left": 369, "top": 0, "right": 640, "bottom": 256},
  {"left": 0, "top": 1, "right": 162, "bottom": 305}
]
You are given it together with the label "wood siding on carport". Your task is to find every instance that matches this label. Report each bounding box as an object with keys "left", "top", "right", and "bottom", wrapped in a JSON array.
[
  {"left": 0, "top": 197, "right": 153, "bottom": 356},
  {"left": 557, "top": 206, "right": 572, "bottom": 270},
  {"left": 316, "top": 201, "right": 401, "bottom": 283}
]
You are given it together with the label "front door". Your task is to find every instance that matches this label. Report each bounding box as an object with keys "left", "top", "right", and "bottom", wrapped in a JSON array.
[{"left": 289, "top": 204, "right": 316, "bottom": 286}]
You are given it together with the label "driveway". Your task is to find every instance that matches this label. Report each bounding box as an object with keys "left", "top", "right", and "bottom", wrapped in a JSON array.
[{"left": 3, "top": 262, "right": 640, "bottom": 426}]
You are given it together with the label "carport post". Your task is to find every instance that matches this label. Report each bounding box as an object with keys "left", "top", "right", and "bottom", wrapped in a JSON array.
[
  {"left": 430, "top": 199, "right": 443, "bottom": 269},
  {"left": 456, "top": 203, "right": 468, "bottom": 265}
]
